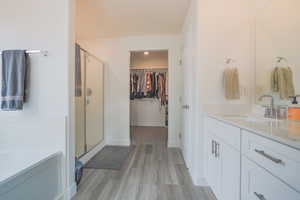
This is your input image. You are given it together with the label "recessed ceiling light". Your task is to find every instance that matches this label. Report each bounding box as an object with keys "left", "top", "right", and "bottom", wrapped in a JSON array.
[{"left": 144, "top": 51, "right": 149, "bottom": 55}]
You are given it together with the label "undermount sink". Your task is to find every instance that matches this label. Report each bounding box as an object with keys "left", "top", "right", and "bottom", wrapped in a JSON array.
[{"left": 221, "top": 115, "right": 280, "bottom": 123}]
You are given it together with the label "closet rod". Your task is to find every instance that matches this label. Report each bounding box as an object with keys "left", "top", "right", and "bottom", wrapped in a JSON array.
[
  {"left": 80, "top": 47, "right": 105, "bottom": 64},
  {"left": 130, "top": 68, "right": 168, "bottom": 71},
  {"left": 0, "top": 50, "right": 48, "bottom": 56}
]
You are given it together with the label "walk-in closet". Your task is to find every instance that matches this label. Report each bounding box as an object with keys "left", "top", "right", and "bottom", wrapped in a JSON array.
[
  {"left": 130, "top": 50, "right": 169, "bottom": 144},
  {"left": 75, "top": 44, "right": 105, "bottom": 159}
]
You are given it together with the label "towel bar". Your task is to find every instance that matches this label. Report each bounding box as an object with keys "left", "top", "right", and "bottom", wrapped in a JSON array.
[{"left": 0, "top": 50, "right": 48, "bottom": 56}]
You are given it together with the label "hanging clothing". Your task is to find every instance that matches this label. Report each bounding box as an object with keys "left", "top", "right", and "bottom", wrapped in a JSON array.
[
  {"left": 145, "top": 72, "right": 152, "bottom": 93},
  {"left": 158, "top": 73, "right": 167, "bottom": 105},
  {"left": 130, "top": 70, "right": 168, "bottom": 105}
]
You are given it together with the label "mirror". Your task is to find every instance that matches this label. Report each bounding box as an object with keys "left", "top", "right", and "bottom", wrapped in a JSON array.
[{"left": 255, "top": 0, "right": 300, "bottom": 105}]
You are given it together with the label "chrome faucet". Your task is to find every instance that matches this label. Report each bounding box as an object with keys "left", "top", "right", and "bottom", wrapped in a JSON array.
[{"left": 259, "top": 95, "right": 276, "bottom": 118}]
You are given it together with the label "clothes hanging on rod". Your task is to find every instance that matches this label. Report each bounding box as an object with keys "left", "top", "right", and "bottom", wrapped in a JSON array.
[{"left": 130, "top": 70, "right": 168, "bottom": 106}]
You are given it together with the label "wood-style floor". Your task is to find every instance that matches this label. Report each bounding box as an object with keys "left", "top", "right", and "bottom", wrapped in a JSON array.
[{"left": 73, "top": 126, "right": 216, "bottom": 200}]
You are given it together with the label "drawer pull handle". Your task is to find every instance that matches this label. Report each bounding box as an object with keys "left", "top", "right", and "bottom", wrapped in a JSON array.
[
  {"left": 254, "top": 149, "right": 283, "bottom": 164},
  {"left": 216, "top": 142, "right": 220, "bottom": 158},
  {"left": 254, "top": 192, "right": 266, "bottom": 200},
  {"left": 212, "top": 140, "right": 215, "bottom": 155}
]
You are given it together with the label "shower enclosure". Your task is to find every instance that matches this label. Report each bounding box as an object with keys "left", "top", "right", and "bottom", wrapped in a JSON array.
[{"left": 75, "top": 47, "right": 104, "bottom": 158}]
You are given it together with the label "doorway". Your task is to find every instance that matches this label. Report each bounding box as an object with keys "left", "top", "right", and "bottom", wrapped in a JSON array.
[{"left": 129, "top": 50, "right": 169, "bottom": 145}]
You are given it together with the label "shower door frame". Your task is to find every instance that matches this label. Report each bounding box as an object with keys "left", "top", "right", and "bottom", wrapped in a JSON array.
[{"left": 77, "top": 49, "right": 105, "bottom": 159}]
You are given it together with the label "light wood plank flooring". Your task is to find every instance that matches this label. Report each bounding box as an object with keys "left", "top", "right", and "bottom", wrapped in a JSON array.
[{"left": 73, "top": 126, "right": 216, "bottom": 200}]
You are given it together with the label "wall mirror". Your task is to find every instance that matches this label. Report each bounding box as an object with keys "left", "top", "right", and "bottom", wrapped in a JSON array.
[{"left": 255, "top": 0, "right": 300, "bottom": 105}]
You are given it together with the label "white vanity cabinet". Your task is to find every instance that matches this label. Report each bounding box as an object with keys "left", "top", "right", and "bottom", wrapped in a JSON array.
[
  {"left": 205, "top": 118, "right": 241, "bottom": 200},
  {"left": 241, "top": 130, "right": 300, "bottom": 200},
  {"left": 205, "top": 116, "right": 300, "bottom": 200},
  {"left": 241, "top": 157, "right": 300, "bottom": 200},
  {"left": 206, "top": 134, "right": 222, "bottom": 197}
]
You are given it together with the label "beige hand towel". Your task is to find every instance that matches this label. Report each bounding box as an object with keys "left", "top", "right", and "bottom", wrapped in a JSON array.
[
  {"left": 273, "top": 67, "right": 295, "bottom": 99},
  {"left": 224, "top": 68, "right": 232, "bottom": 99},
  {"left": 223, "top": 68, "right": 240, "bottom": 100},
  {"left": 271, "top": 67, "right": 279, "bottom": 92},
  {"left": 278, "top": 67, "right": 288, "bottom": 99},
  {"left": 286, "top": 67, "right": 295, "bottom": 97},
  {"left": 232, "top": 68, "right": 240, "bottom": 99}
]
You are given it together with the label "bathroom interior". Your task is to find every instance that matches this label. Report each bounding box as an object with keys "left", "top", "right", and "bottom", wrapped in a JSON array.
[{"left": 0, "top": 0, "right": 300, "bottom": 199}]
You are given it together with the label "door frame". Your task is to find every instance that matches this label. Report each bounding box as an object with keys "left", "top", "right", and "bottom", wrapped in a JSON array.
[
  {"left": 180, "top": 43, "right": 194, "bottom": 169},
  {"left": 127, "top": 47, "right": 177, "bottom": 147}
]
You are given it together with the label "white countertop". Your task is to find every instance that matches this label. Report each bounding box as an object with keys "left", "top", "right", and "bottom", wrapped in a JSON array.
[
  {"left": 0, "top": 148, "right": 62, "bottom": 186},
  {"left": 207, "top": 114, "right": 300, "bottom": 150}
]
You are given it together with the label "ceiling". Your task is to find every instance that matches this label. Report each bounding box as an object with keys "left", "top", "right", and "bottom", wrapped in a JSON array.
[
  {"left": 76, "top": 0, "right": 190, "bottom": 40},
  {"left": 130, "top": 50, "right": 168, "bottom": 67}
]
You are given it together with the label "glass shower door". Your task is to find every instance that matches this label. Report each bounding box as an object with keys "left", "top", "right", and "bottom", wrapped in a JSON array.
[
  {"left": 85, "top": 57, "right": 104, "bottom": 151},
  {"left": 75, "top": 50, "right": 104, "bottom": 158},
  {"left": 75, "top": 50, "right": 86, "bottom": 158}
]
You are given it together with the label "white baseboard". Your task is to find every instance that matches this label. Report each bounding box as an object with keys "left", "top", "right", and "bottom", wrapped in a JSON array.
[
  {"left": 67, "top": 182, "right": 77, "bottom": 199},
  {"left": 54, "top": 193, "right": 64, "bottom": 200},
  {"left": 79, "top": 141, "right": 105, "bottom": 165},
  {"left": 106, "top": 138, "right": 130, "bottom": 146},
  {"left": 60, "top": 182, "right": 77, "bottom": 200},
  {"left": 189, "top": 170, "right": 208, "bottom": 186},
  {"left": 196, "top": 178, "right": 208, "bottom": 186},
  {"left": 168, "top": 139, "right": 179, "bottom": 148}
]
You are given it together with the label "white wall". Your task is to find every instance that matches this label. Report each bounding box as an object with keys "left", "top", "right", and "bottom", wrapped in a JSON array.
[
  {"left": 130, "top": 99, "right": 166, "bottom": 127},
  {"left": 78, "top": 35, "right": 182, "bottom": 147},
  {"left": 130, "top": 50, "right": 168, "bottom": 68},
  {"left": 0, "top": 0, "right": 75, "bottom": 198},
  {"left": 181, "top": 0, "right": 202, "bottom": 185},
  {"left": 181, "top": 0, "right": 254, "bottom": 185},
  {"left": 197, "top": 0, "right": 254, "bottom": 115},
  {"left": 255, "top": 0, "right": 300, "bottom": 104}
]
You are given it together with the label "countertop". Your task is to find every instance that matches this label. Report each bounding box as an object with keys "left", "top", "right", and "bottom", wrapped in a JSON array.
[
  {"left": 0, "top": 148, "right": 62, "bottom": 187},
  {"left": 207, "top": 114, "right": 300, "bottom": 150}
]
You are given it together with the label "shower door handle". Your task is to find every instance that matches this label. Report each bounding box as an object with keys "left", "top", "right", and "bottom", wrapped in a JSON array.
[
  {"left": 182, "top": 105, "right": 190, "bottom": 110},
  {"left": 86, "top": 97, "right": 91, "bottom": 105},
  {"left": 86, "top": 88, "right": 92, "bottom": 105},
  {"left": 86, "top": 88, "right": 93, "bottom": 96}
]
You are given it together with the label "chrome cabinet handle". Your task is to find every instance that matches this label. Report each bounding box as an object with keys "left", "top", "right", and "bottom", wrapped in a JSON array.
[
  {"left": 212, "top": 140, "right": 215, "bottom": 155},
  {"left": 215, "top": 142, "right": 220, "bottom": 158},
  {"left": 254, "top": 192, "right": 266, "bottom": 200},
  {"left": 254, "top": 149, "right": 283, "bottom": 164},
  {"left": 182, "top": 105, "right": 190, "bottom": 109}
]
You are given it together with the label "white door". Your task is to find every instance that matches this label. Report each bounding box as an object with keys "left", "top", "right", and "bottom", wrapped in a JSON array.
[
  {"left": 85, "top": 56, "right": 104, "bottom": 151},
  {"left": 220, "top": 142, "right": 240, "bottom": 200},
  {"left": 206, "top": 136, "right": 220, "bottom": 196},
  {"left": 181, "top": 21, "right": 194, "bottom": 169}
]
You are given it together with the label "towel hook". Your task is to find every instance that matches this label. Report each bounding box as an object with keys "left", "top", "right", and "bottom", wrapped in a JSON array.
[
  {"left": 276, "top": 57, "right": 288, "bottom": 65},
  {"left": 225, "top": 58, "right": 236, "bottom": 65}
]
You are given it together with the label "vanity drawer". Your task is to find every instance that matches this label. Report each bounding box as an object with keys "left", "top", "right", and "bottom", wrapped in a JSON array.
[
  {"left": 206, "top": 117, "right": 241, "bottom": 150},
  {"left": 242, "top": 157, "right": 300, "bottom": 200},
  {"left": 242, "top": 130, "right": 300, "bottom": 192}
]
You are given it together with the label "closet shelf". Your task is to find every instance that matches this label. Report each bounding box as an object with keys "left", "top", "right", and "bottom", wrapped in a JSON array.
[{"left": 130, "top": 66, "right": 168, "bottom": 70}]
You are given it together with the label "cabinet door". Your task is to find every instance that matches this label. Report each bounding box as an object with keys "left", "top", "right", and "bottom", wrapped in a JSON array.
[
  {"left": 242, "top": 157, "right": 300, "bottom": 200},
  {"left": 206, "top": 136, "right": 221, "bottom": 197},
  {"left": 220, "top": 143, "right": 240, "bottom": 200}
]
